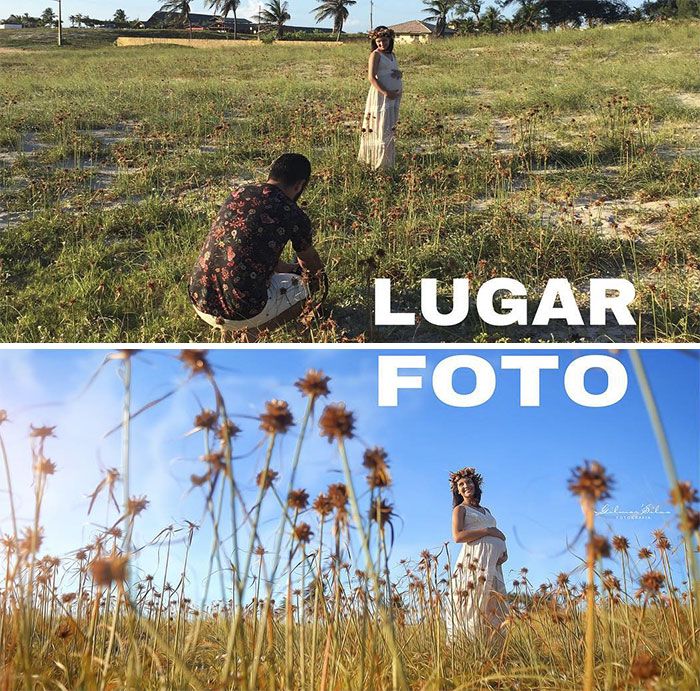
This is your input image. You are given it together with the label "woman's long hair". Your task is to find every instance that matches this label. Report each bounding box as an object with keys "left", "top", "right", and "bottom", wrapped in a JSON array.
[{"left": 370, "top": 26, "right": 395, "bottom": 53}]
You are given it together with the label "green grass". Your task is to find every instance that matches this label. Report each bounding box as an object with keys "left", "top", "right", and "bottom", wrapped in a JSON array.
[{"left": 1, "top": 22, "right": 699, "bottom": 342}]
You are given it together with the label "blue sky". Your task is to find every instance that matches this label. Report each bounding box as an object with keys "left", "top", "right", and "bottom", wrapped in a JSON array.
[
  {"left": 0, "top": 347, "right": 697, "bottom": 601},
  {"left": 6, "top": 0, "right": 645, "bottom": 30},
  {"left": 8, "top": 0, "right": 453, "bottom": 29}
]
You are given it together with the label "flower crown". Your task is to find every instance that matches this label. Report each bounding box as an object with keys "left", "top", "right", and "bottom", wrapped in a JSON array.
[
  {"left": 449, "top": 467, "right": 483, "bottom": 493},
  {"left": 369, "top": 27, "right": 395, "bottom": 40}
]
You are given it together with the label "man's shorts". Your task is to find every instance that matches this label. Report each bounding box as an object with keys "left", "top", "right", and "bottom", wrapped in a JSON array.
[{"left": 194, "top": 273, "right": 310, "bottom": 331}]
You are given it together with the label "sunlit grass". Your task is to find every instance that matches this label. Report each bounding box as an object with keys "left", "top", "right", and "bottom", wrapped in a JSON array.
[
  {"left": 0, "top": 350, "right": 698, "bottom": 688},
  {"left": 1, "top": 23, "right": 699, "bottom": 342}
]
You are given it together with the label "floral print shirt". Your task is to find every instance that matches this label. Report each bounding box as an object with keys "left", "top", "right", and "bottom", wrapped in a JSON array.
[{"left": 189, "top": 183, "right": 313, "bottom": 320}]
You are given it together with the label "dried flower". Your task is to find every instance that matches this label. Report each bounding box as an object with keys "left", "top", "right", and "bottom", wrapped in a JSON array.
[
  {"left": 295, "top": 370, "right": 331, "bottom": 399},
  {"left": 260, "top": 400, "right": 294, "bottom": 434},
  {"left": 180, "top": 350, "right": 211, "bottom": 376},
  {"left": 257, "top": 469, "right": 279, "bottom": 489},
  {"left": 312, "top": 492, "right": 333, "bottom": 518},
  {"left": 363, "top": 447, "right": 392, "bottom": 488},
  {"left": 369, "top": 498, "right": 395, "bottom": 528},
  {"left": 630, "top": 653, "right": 660, "bottom": 682},
  {"left": 127, "top": 496, "right": 149, "bottom": 517},
  {"left": 638, "top": 547, "right": 653, "bottom": 560},
  {"left": 652, "top": 530, "right": 671, "bottom": 551},
  {"left": 29, "top": 425, "right": 56, "bottom": 440},
  {"left": 34, "top": 456, "right": 56, "bottom": 475},
  {"left": 288, "top": 489, "right": 310, "bottom": 511},
  {"left": 90, "top": 555, "right": 128, "bottom": 587},
  {"left": 327, "top": 483, "right": 348, "bottom": 511},
  {"left": 293, "top": 522, "right": 313, "bottom": 544},
  {"left": 612, "top": 535, "right": 629, "bottom": 553},
  {"left": 19, "top": 527, "right": 43, "bottom": 555},
  {"left": 218, "top": 419, "right": 241, "bottom": 442},
  {"left": 638, "top": 570, "right": 665, "bottom": 596},
  {"left": 0, "top": 410, "right": 8, "bottom": 425},
  {"left": 319, "top": 404, "right": 355, "bottom": 442},
  {"left": 670, "top": 481, "right": 698, "bottom": 506},
  {"left": 568, "top": 461, "right": 613, "bottom": 504},
  {"left": 193, "top": 410, "right": 218, "bottom": 430},
  {"left": 587, "top": 533, "right": 610, "bottom": 560}
]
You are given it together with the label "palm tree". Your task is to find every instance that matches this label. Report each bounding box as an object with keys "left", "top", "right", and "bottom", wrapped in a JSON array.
[
  {"left": 423, "top": 0, "right": 457, "bottom": 37},
  {"left": 500, "top": 0, "right": 545, "bottom": 31},
  {"left": 258, "top": 0, "right": 291, "bottom": 40},
  {"left": 481, "top": 5, "right": 504, "bottom": 31},
  {"left": 160, "top": 0, "right": 192, "bottom": 36},
  {"left": 313, "top": 0, "right": 357, "bottom": 41},
  {"left": 209, "top": 0, "right": 241, "bottom": 39}
]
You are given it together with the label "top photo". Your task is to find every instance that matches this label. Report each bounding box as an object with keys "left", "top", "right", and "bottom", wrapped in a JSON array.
[{"left": 1, "top": 0, "right": 698, "bottom": 344}]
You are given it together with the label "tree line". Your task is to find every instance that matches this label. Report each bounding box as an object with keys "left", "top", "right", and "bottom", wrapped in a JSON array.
[
  {"left": 3, "top": 0, "right": 697, "bottom": 38},
  {"left": 2, "top": 8, "right": 140, "bottom": 29}
]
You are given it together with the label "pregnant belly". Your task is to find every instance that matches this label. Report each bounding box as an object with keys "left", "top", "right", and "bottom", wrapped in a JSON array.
[{"left": 381, "top": 75, "right": 403, "bottom": 93}]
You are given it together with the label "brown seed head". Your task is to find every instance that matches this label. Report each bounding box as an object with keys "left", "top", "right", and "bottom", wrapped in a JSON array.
[
  {"left": 312, "top": 492, "right": 333, "bottom": 517},
  {"left": 293, "top": 522, "right": 314, "bottom": 544},
  {"left": 127, "top": 496, "right": 149, "bottom": 517},
  {"left": 630, "top": 653, "right": 660, "bottom": 682},
  {"left": 90, "top": 555, "right": 128, "bottom": 587},
  {"left": 639, "top": 570, "right": 665, "bottom": 596},
  {"left": 363, "top": 447, "right": 392, "bottom": 488},
  {"left": 260, "top": 400, "right": 294, "bottom": 434},
  {"left": 327, "top": 483, "right": 348, "bottom": 511},
  {"left": 194, "top": 410, "right": 218, "bottom": 430},
  {"left": 652, "top": 530, "right": 671, "bottom": 551},
  {"left": 587, "top": 533, "right": 611, "bottom": 560},
  {"left": 19, "top": 527, "right": 43, "bottom": 555},
  {"left": 288, "top": 489, "right": 310, "bottom": 511},
  {"left": 670, "top": 481, "right": 698, "bottom": 506},
  {"left": 681, "top": 508, "right": 700, "bottom": 532},
  {"left": 217, "top": 419, "right": 241, "bottom": 442},
  {"left": 568, "top": 461, "right": 613, "bottom": 504},
  {"left": 612, "top": 535, "right": 629, "bottom": 553},
  {"left": 368, "top": 498, "right": 395, "bottom": 528},
  {"left": 29, "top": 424, "right": 56, "bottom": 440},
  {"left": 0, "top": 410, "right": 8, "bottom": 425},
  {"left": 319, "top": 404, "right": 355, "bottom": 442},
  {"left": 295, "top": 370, "right": 331, "bottom": 399},
  {"left": 638, "top": 547, "right": 653, "bottom": 560},
  {"left": 256, "top": 469, "right": 279, "bottom": 489},
  {"left": 180, "top": 350, "right": 211, "bottom": 376},
  {"left": 34, "top": 456, "right": 56, "bottom": 475},
  {"left": 56, "top": 622, "right": 74, "bottom": 640}
]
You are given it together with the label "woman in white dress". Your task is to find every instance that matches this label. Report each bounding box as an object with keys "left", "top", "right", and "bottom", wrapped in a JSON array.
[
  {"left": 358, "top": 26, "right": 403, "bottom": 170},
  {"left": 446, "top": 467, "right": 508, "bottom": 640}
]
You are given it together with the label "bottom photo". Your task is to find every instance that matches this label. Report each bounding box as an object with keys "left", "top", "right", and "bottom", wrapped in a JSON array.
[{"left": 0, "top": 347, "right": 698, "bottom": 690}]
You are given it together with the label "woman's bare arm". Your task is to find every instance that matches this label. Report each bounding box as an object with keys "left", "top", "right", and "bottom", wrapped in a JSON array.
[
  {"left": 452, "top": 506, "right": 499, "bottom": 544},
  {"left": 367, "top": 52, "right": 399, "bottom": 100}
]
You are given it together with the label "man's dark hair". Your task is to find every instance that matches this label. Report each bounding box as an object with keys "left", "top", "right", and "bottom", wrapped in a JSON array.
[{"left": 269, "top": 153, "right": 311, "bottom": 187}]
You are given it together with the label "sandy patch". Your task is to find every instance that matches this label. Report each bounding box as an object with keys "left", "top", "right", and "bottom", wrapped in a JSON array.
[{"left": 676, "top": 92, "right": 700, "bottom": 109}]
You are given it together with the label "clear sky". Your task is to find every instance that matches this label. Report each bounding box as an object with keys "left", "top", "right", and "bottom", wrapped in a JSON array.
[
  {"left": 7, "top": 0, "right": 443, "bottom": 30},
  {"left": 3, "top": 0, "right": 647, "bottom": 30},
  {"left": 0, "top": 347, "right": 697, "bottom": 601}
]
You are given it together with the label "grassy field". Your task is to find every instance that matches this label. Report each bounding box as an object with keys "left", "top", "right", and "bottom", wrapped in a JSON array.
[
  {"left": 1, "top": 351, "right": 699, "bottom": 689},
  {"left": 1, "top": 23, "right": 699, "bottom": 343}
]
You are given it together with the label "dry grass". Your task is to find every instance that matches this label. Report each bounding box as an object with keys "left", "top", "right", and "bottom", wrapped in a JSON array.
[{"left": 0, "top": 350, "right": 698, "bottom": 689}]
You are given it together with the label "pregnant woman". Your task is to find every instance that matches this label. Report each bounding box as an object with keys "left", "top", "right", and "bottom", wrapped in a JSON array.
[
  {"left": 358, "top": 26, "right": 403, "bottom": 170},
  {"left": 447, "top": 467, "right": 508, "bottom": 640}
]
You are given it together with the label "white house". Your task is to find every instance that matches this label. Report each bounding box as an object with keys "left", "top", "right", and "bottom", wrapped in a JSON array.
[
  {"left": 0, "top": 23, "right": 23, "bottom": 29},
  {"left": 388, "top": 20, "right": 455, "bottom": 44}
]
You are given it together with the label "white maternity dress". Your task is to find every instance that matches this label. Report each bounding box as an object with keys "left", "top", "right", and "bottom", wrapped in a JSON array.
[
  {"left": 446, "top": 504, "right": 508, "bottom": 639},
  {"left": 358, "top": 51, "right": 402, "bottom": 169}
]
